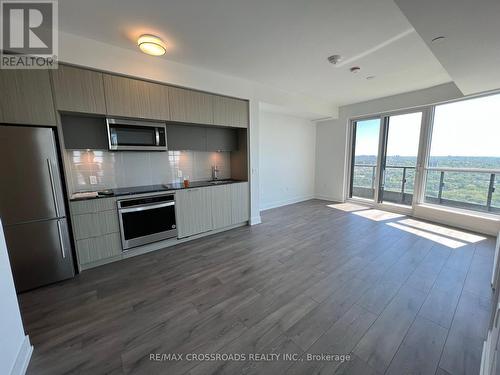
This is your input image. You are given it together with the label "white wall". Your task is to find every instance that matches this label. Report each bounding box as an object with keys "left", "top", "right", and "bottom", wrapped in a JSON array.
[
  {"left": 0, "top": 220, "right": 32, "bottom": 375},
  {"left": 259, "top": 111, "right": 316, "bottom": 210}
]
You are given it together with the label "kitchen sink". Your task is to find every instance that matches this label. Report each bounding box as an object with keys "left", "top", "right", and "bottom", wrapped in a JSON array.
[{"left": 209, "top": 180, "right": 231, "bottom": 185}]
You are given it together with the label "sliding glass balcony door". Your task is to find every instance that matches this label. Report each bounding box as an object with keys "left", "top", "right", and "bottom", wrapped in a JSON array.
[
  {"left": 349, "top": 112, "right": 423, "bottom": 209},
  {"left": 379, "top": 112, "right": 422, "bottom": 206}
]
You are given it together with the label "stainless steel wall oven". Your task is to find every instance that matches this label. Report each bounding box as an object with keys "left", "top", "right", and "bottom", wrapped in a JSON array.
[{"left": 117, "top": 193, "right": 177, "bottom": 250}]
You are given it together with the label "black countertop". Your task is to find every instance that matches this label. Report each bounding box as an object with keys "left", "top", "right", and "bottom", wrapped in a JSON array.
[{"left": 70, "top": 179, "right": 247, "bottom": 201}]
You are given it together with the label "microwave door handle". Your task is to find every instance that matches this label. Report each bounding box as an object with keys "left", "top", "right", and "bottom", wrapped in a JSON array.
[{"left": 155, "top": 128, "right": 160, "bottom": 146}]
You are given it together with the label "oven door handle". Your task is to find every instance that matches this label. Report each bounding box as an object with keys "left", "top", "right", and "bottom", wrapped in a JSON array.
[{"left": 119, "top": 201, "right": 175, "bottom": 213}]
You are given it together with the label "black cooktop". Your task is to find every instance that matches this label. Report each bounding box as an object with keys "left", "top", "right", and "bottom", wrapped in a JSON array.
[{"left": 110, "top": 184, "right": 174, "bottom": 196}]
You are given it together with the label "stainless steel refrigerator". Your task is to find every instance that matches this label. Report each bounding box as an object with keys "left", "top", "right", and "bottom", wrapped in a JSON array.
[{"left": 0, "top": 125, "right": 75, "bottom": 292}]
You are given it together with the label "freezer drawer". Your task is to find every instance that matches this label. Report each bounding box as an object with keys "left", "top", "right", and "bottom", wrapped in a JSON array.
[{"left": 3, "top": 218, "right": 74, "bottom": 292}]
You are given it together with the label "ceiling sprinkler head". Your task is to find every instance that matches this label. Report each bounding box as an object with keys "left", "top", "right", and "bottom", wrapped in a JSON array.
[
  {"left": 327, "top": 54, "right": 342, "bottom": 65},
  {"left": 350, "top": 66, "right": 361, "bottom": 73}
]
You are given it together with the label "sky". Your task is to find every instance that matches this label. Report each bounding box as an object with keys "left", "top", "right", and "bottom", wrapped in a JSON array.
[{"left": 354, "top": 93, "right": 500, "bottom": 157}]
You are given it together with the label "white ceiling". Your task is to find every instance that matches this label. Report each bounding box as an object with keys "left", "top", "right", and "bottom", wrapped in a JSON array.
[
  {"left": 395, "top": 0, "right": 500, "bottom": 95},
  {"left": 58, "top": 0, "right": 452, "bottom": 107}
]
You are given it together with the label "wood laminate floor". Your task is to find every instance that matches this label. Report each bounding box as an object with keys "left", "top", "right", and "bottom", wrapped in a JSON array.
[{"left": 20, "top": 200, "right": 495, "bottom": 375}]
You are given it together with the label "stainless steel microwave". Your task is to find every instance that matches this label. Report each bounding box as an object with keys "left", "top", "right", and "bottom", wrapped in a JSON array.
[{"left": 106, "top": 118, "right": 167, "bottom": 151}]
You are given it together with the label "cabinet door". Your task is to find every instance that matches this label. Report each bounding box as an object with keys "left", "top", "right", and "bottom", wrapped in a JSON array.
[
  {"left": 175, "top": 188, "right": 212, "bottom": 238},
  {"left": 169, "top": 86, "right": 214, "bottom": 125},
  {"left": 230, "top": 182, "right": 249, "bottom": 224},
  {"left": 206, "top": 127, "right": 237, "bottom": 151},
  {"left": 103, "top": 74, "right": 170, "bottom": 120},
  {"left": 76, "top": 233, "right": 121, "bottom": 265},
  {"left": 51, "top": 65, "right": 106, "bottom": 114},
  {"left": 213, "top": 95, "right": 248, "bottom": 128},
  {"left": 166, "top": 124, "right": 207, "bottom": 151},
  {"left": 0, "top": 69, "right": 56, "bottom": 125},
  {"left": 61, "top": 114, "right": 108, "bottom": 150},
  {"left": 211, "top": 185, "right": 232, "bottom": 230}
]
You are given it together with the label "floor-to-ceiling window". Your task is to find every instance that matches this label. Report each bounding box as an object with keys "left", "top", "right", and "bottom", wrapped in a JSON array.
[
  {"left": 424, "top": 93, "right": 500, "bottom": 213},
  {"left": 348, "top": 91, "right": 500, "bottom": 216}
]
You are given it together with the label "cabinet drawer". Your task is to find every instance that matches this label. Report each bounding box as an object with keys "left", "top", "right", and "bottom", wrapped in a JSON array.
[
  {"left": 76, "top": 233, "right": 122, "bottom": 265},
  {"left": 72, "top": 210, "right": 119, "bottom": 240},
  {"left": 70, "top": 198, "right": 117, "bottom": 215}
]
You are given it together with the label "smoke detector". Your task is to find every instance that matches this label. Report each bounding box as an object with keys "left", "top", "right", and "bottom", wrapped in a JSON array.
[{"left": 327, "top": 54, "right": 342, "bottom": 65}]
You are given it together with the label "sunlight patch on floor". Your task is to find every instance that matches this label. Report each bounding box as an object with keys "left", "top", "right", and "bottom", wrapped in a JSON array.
[
  {"left": 387, "top": 222, "right": 466, "bottom": 248},
  {"left": 397, "top": 218, "right": 486, "bottom": 244},
  {"left": 352, "top": 209, "right": 405, "bottom": 222},
  {"left": 326, "top": 203, "right": 370, "bottom": 212}
]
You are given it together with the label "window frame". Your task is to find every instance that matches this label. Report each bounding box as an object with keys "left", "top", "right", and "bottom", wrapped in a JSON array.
[{"left": 345, "top": 90, "right": 500, "bottom": 217}]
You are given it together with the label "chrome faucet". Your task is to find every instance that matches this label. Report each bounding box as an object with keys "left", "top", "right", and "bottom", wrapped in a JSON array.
[{"left": 211, "top": 165, "right": 220, "bottom": 180}]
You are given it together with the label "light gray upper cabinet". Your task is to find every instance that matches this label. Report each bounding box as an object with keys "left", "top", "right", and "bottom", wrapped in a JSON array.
[
  {"left": 175, "top": 188, "right": 213, "bottom": 238},
  {"left": 169, "top": 86, "right": 214, "bottom": 125},
  {"left": 213, "top": 95, "right": 249, "bottom": 128},
  {"left": 51, "top": 65, "right": 106, "bottom": 114},
  {"left": 211, "top": 185, "right": 232, "bottom": 230},
  {"left": 167, "top": 124, "right": 207, "bottom": 151},
  {"left": 230, "top": 182, "right": 249, "bottom": 224},
  {"left": 0, "top": 69, "right": 56, "bottom": 126},
  {"left": 103, "top": 74, "right": 170, "bottom": 121}
]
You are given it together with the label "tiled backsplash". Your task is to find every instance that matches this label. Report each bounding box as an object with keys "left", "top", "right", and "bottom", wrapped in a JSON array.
[{"left": 64, "top": 150, "right": 231, "bottom": 194}]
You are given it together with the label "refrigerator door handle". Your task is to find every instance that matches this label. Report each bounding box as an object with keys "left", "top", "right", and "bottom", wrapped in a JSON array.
[
  {"left": 47, "top": 158, "right": 60, "bottom": 217},
  {"left": 56, "top": 219, "right": 66, "bottom": 259}
]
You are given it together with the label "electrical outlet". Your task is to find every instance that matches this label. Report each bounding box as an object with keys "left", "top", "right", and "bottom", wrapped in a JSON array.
[
  {"left": 89, "top": 176, "right": 98, "bottom": 185},
  {"left": 177, "top": 170, "right": 183, "bottom": 178}
]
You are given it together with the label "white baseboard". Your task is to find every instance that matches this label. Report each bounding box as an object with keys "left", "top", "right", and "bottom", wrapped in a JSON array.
[
  {"left": 10, "top": 335, "right": 32, "bottom": 375},
  {"left": 314, "top": 194, "right": 342, "bottom": 202},
  {"left": 250, "top": 215, "right": 262, "bottom": 225},
  {"left": 260, "top": 195, "right": 314, "bottom": 211}
]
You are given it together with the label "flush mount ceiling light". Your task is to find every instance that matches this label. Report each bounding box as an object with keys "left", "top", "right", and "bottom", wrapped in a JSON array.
[{"left": 137, "top": 34, "right": 166, "bottom": 56}]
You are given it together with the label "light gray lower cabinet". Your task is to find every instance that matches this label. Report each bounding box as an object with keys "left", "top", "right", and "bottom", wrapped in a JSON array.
[
  {"left": 175, "top": 188, "right": 213, "bottom": 238},
  {"left": 70, "top": 198, "right": 121, "bottom": 266},
  {"left": 176, "top": 183, "right": 249, "bottom": 238},
  {"left": 230, "top": 182, "right": 249, "bottom": 223},
  {"left": 211, "top": 185, "right": 232, "bottom": 230}
]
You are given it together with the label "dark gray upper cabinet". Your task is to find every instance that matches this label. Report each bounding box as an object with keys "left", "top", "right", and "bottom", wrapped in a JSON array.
[
  {"left": 61, "top": 115, "right": 108, "bottom": 150},
  {"left": 0, "top": 69, "right": 56, "bottom": 126},
  {"left": 51, "top": 65, "right": 107, "bottom": 114},
  {"left": 206, "top": 127, "right": 237, "bottom": 151},
  {"left": 167, "top": 124, "right": 207, "bottom": 151},
  {"left": 167, "top": 124, "right": 238, "bottom": 151}
]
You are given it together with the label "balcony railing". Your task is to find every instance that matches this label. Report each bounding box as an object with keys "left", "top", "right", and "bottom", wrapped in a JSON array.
[
  {"left": 351, "top": 164, "right": 500, "bottom": 213},
  {"left": 351, "top": 164, "right": 415, "bottom": 204}
]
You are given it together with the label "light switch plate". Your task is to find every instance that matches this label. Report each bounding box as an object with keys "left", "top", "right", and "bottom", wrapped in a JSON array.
[{"left": 89, "top": 175, "right": 98, "bottom": 185}]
